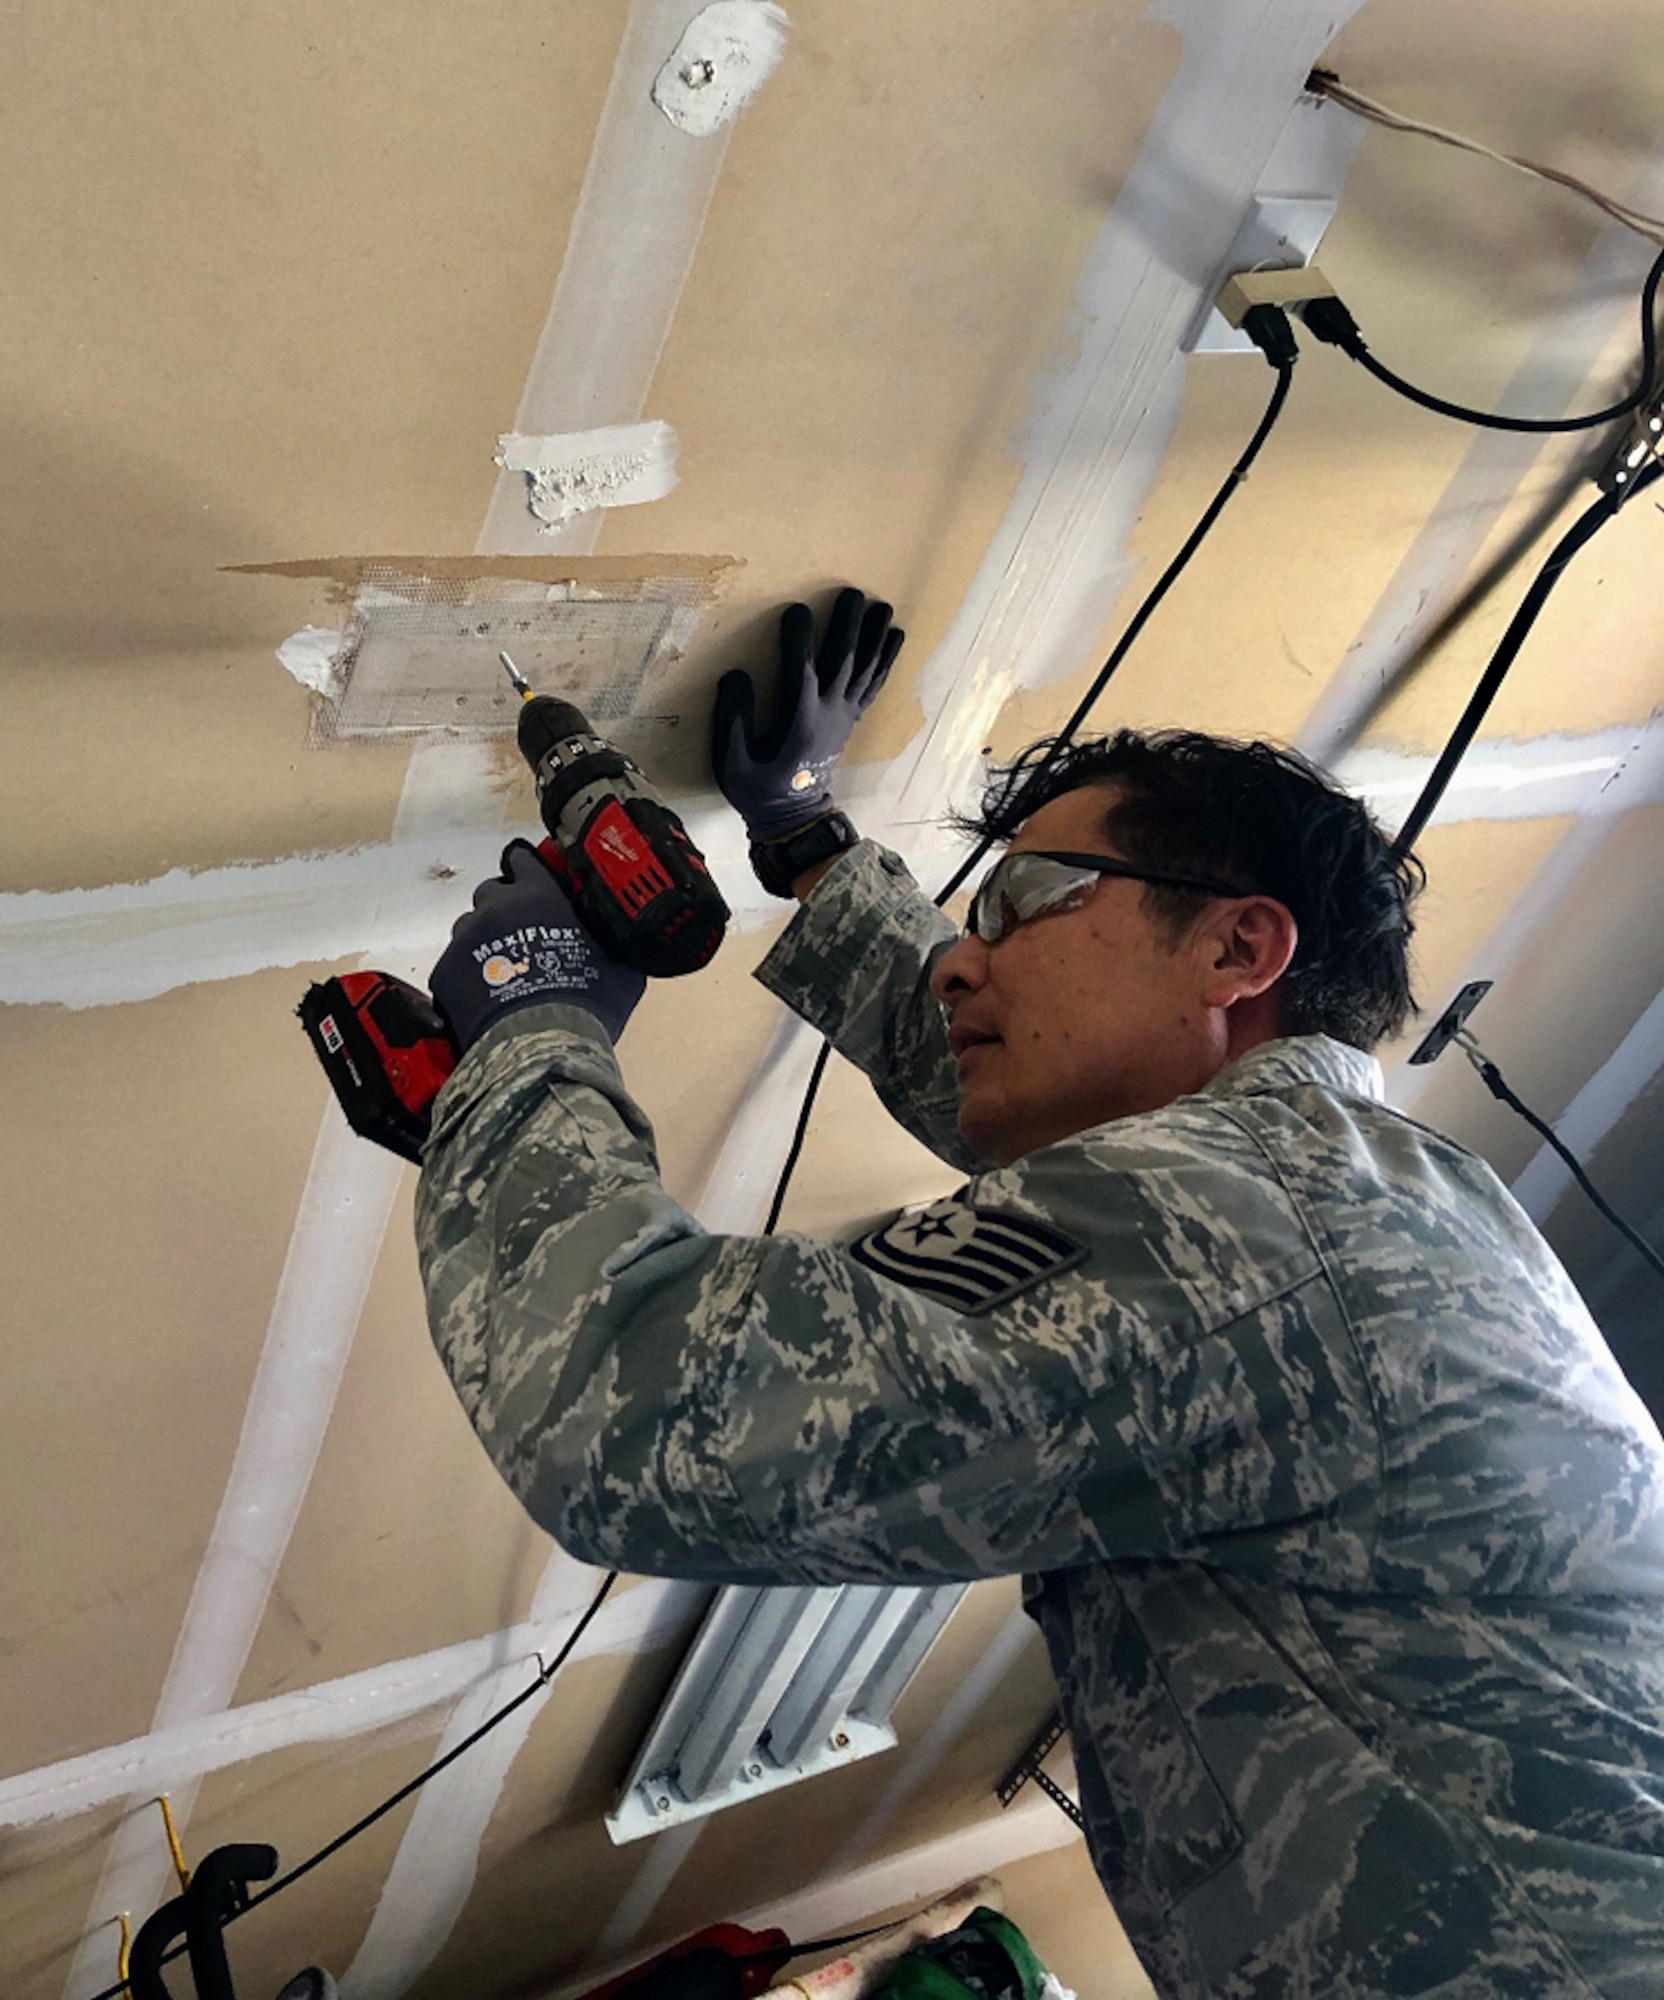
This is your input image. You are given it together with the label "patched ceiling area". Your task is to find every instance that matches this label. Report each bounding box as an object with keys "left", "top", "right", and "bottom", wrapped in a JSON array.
[{"left": 4, "top": 2, "right": 1664, "bottom": 1997}]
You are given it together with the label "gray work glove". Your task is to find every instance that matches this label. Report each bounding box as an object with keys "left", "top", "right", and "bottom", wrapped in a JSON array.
[
  {"left": 429, "top": 841, "right": 646, "bottom": 1052},
  {"left": 710, "top": 588, "right": 904, "bottom": 840}
]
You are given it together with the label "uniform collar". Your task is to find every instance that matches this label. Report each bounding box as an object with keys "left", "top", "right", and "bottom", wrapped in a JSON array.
[{"left": 1202, "top": 1034, "right": 1384, "bottom": 1104}]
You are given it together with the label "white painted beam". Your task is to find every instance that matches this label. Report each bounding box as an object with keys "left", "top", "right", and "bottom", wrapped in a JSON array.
[
  {"left": 340, "top": 1555, "right": 645, "bottom": 2000},
  {"left": 476, "top": 0, "right": 771, "bottom": 557},
  {"left": 891, "top": 1, "right": 1368, "bottom": 828},
  {"left": 0, "top": 1580, "right": 702, "bottom": 1833}
]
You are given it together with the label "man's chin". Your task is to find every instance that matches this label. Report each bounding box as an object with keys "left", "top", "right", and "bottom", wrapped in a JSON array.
[{"left": 956, "top": 1094, "right": 1021, "bottom": 1170}]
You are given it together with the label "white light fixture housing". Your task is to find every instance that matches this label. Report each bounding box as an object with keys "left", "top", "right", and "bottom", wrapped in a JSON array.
[{"left": 605, "top": 1581, "right": 967, "bottom": 1845}]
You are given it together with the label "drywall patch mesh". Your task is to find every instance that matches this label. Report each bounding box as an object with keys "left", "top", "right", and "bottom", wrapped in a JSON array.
[{"left": 311, "top": 564, "right": 710, "bottom": 745}]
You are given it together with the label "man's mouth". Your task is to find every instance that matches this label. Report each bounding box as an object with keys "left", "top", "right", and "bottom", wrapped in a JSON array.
[{"left": 948, "top": 1024, "right": 1000, "bottom": 1074}]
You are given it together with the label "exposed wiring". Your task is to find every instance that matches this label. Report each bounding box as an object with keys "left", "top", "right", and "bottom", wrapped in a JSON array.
[
  {"left": 86, "top": 1572, "right": 621, "bottom": 2000},
  {"left": 1299, "top": 243, "right": 1664, "bottom": 435},
  {"left": 1388, "top": 458, "right": 1661, "bottom": 857},
  {"left": 764, "top": 1040, "right": 835, "bottom": 1234},
  {"left": 763, "top": 348, "right": 1300, "bottom": 1228},
  {"left": 1306, "top": 70, "right": 1664, "bottom": 246},
  {"left": 1454, "top": 1031, "right": 1664, "bottom": 1285}
]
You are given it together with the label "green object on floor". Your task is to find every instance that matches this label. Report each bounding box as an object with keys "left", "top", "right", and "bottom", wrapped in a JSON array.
[{"left": 872, "top": 1907, "right": 1048, "bottom": 2000}]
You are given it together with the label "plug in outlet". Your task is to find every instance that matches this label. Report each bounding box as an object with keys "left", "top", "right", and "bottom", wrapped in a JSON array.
[
  {"left": 1216, "top": 264, "right": 1338, "bottom": 329},
  {"left": 1187, "top": 195, "right": 1339, "bottom": 356},
  {"left": 1597, "top": 394, "right": 1664, "bottom": 500}
]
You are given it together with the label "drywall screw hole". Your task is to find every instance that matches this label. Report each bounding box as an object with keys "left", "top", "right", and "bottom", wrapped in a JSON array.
[
  {"left": 833, "top": 1731, "right": 850, "bottom": 1748},
  {"left": 683, "top": 57, "right": 715, "bottom": 85}
]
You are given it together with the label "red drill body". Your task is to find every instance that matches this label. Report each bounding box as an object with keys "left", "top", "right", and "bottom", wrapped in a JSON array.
[{"left": 300, "top": 683, "right": 729, "bottom": 1158}]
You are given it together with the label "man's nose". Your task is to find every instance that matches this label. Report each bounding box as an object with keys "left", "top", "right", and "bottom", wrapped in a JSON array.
[{"left": 930, "top": 932, "right": 988, "bottom": 1005}]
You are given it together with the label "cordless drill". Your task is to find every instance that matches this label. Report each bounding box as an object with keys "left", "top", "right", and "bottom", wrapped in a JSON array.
[{"left": 299, "top": 659, "right": 730, "bottom": 1162}]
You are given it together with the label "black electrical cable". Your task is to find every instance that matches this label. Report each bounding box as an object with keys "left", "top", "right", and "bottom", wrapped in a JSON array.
[
  {"left": 1301, "top": 241, "right": 1664, "bottom": 434},
  {"left": 1389, "top": 457, "right": 1662, "bottom": 858},
  {"left": 86, "top": 1572, "right": 621, "bottom": 2000},
  {"left": 1460, "top": 1039, "right": 1664, "bottom": 1285},
  {"left": 762, "top": 354, "right": 1300, "bottom": 1230}
]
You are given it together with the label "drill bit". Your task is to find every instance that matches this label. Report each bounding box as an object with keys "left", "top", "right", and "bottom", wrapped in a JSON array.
[{"left": 498, "top": 650, "right": 534, "bottom": 701}]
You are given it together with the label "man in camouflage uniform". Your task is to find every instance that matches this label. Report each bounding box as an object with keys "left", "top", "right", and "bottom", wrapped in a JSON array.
[{"left": 419, "top": 591, "right": 1664, "bottom": 1996}]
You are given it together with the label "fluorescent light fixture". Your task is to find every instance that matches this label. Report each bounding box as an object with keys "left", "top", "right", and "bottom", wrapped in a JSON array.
[{"left": 606, "top": 1582, "right": 966, "bottom": 1845}]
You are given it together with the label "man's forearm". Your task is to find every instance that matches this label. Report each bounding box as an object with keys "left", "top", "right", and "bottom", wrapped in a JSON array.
[{"left": 792, "top": 853, "right": 843, "bottom": 900}]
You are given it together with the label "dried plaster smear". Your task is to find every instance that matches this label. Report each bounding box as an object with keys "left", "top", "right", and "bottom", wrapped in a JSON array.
[
  {"left": 496, "top": 420, "right": 680, "bottom": 531},
  {"left": 652, "top": 1, "right": 790, "bottom": 139},
  {"left": 275, "top": 624, "right": 345, "bottom": 697}
]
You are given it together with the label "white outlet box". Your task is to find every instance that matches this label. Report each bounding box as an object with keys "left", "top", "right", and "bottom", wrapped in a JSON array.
[{"left": 1187, "top": 194, "right": 1340, "bottom": 355}]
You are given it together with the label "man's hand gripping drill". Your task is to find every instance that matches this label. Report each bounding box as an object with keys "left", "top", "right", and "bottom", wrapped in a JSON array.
[{"left": 298, "top": 658, "right": 731, "bottom": 1162}]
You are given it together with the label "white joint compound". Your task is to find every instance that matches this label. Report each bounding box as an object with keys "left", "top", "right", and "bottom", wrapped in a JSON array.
[
  {"left": 651, "top": 1, "right": 789, "bottom": 138},
  {"left": 495, "top": 419, "right": 679, "bottom": 530},
  {"left": 276, "top": 624, "right": 346, "bottom": 697}
]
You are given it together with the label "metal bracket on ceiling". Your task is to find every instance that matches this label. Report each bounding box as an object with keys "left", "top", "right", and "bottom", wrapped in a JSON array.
[
  {"left": 1407, "top": 980, "right": 1494, "bottom": 1067},
  {"left": 995, "top": 1707, "right": 1083, "bottom": 1831}
]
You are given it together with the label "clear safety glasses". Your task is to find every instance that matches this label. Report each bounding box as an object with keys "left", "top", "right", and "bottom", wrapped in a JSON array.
[{"left": 965, "top": 849, "right": 1250, "bottom": 945}]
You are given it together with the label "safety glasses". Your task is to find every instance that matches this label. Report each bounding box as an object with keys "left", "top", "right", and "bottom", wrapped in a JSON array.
[{"left": 966, "top": 849, "right": 1250, "bottom": 945}]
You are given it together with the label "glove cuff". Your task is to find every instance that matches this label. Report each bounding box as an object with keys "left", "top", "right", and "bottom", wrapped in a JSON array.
[
  {"left": 741, "top": 788, "right": 838, "bottom": 843},
  {"left": 749, "top": 812, "right": 861, "bottom": 899}
]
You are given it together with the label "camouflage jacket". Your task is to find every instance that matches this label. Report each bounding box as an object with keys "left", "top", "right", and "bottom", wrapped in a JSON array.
[{"left": 418, "top": 841, "right": 1664, "bottom": 1998}]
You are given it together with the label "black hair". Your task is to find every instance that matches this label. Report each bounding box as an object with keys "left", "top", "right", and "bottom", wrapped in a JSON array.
[{"left": 957, "top": 729, "right": 1425, "bottom": 1051}]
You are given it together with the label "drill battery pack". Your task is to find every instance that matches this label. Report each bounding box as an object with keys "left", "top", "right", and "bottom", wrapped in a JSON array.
[{"left": 297, "top": 972, "right": 458, "bottom": 1165}]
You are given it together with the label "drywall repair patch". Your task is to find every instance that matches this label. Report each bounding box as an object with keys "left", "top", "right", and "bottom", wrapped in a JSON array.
[
  {"left": 275, "top": 625, "right": 346, "bottom": 697},
  {"left": 229, "top": 556, "right": 739, "bottom": 746},
  {"left": 496, "top": 421, "right": 679, "bottom": 532},
  {"left": 652, "top": 1, "right": 789, "bottom": 138}
]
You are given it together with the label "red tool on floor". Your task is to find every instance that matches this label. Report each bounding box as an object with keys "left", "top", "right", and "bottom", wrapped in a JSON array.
[{"left": 299, "top": 659, "right": 730, "bottom": 1162}]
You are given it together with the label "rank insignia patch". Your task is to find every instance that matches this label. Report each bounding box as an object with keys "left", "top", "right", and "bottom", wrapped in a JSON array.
[{"left": 849, "top": 1197, "right": 1085, "bottom": 1315}]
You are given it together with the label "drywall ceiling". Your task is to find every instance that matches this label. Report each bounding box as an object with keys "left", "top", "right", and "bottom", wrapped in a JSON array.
[{"left": 3, "top": 2, "right": 1664, "bottom": 1996}]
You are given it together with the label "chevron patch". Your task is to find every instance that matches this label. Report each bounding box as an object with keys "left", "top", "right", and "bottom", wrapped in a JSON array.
[{"left": 849, "top": 1196, "right": 1085, "bottom": 1315}]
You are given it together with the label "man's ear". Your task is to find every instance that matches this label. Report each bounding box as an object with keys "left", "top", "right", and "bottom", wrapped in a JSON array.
[{"left": 1198, "top": 896, "right": 1298, "bottom": 1006}]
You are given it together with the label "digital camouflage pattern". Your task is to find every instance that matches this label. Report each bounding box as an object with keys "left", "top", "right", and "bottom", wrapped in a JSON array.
[{"left": 418, "top": 839, "right": 1664, "bottom": 1998}]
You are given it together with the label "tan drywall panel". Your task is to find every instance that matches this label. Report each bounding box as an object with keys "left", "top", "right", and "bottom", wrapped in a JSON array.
[
  {"left": 0, "top": 0, "right": 625, "bottom": 891},
  {"left": 0, "top": 967, "right": 336, "bottom": 1776},
  {"left": 0, "top": 1802, "right": 131, "bottom": 2000},
  {"left": 597, "top": 0, "right": 1181, "bottom": 790},
  {"left": 1365, "top": 480, "right": 1664, "bottom": 749},
  {"left": 622, "top": 912, "right": 805, "bottom": 1207},
  {"left": 998, "top": 1837, "right": 1157, "bottom": 1998},
  {"left": 397, "top": 1639, "right": 722, "bottom": 1999},
  {"left": 0, "top": 1728, "right": 428, "bottom": 2000},
  {"left": 224, "top": 1163, "right": 556, "bottom": 1705},
  {"left": 988, "top": 343, "right": 1473, "bottom": 759},
  {"left": 1399, "top": 800, "right": 1664, "bottom": 1178},
  {"left": 1377, "top": 812, "right": 1577, "bottom": 1069}
]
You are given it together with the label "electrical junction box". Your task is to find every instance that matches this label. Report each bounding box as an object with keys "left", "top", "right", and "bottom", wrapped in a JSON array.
[{"left": 1188, "top": 196, "right": 1341, "bottom": 354}]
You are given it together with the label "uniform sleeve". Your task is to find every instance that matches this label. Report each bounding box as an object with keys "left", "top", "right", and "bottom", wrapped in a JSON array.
[
  {"left": 416, "top": 1005, "right": 1382, "bottom": 1590},
  {"left": 752, "top": 839, "right": 980, "bottom": 1173}
]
